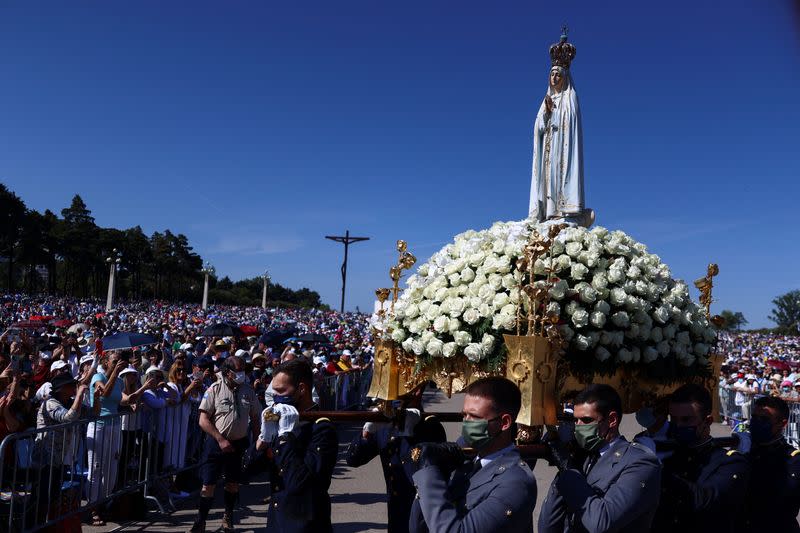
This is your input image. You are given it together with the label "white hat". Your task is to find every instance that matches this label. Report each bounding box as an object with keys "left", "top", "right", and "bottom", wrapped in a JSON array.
[
  {"left": 180, "top": 342, "right": 194, "bottom": 351},
  {"left": 80, "top": 355, "right": 95, "bottom": 366},
  {"left": 50, "top": 360, "right": 68, "bottom": 372},
  {"left": 252, "top": 353, "right": 267, "bottom": 363},
  {"left": 235, "top": 349, "right": 249, "bottom": 358},
  {"left": 342, "top": 349, "right": 352, "bottom": 357},
  {"left": 119, "top": 367, "right": 138, "bottom": 378},
  {"left": 313, "top": 356, "right": 324, "bottom": 365},
  {"left": 145, "top": 366, "right": 163, "bottom": 376}
]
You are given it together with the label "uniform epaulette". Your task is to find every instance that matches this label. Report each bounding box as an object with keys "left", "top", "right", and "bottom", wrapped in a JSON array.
[
  {"left": 315, "top": 417, "right": 331, "bottom": 424},
  {"left": 726, "top": 449, "right": 738, "bottom": 456},
  {"left": 424, "top": 415, "right": 437, "bottom": 421},
  {"left": 790, "top": 449, "right": 800, "bottom": 458}
]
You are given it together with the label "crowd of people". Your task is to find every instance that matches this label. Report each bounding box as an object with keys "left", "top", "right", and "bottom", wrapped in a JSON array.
[
  {"left": 717, "top": 332, "right": 800, "bottom": 429},
  {"left": 0, "top": 294, "right": 373, "bottom": 530},
  {"left": 3, "top": 293, "right": 800, "bottom": 532}
]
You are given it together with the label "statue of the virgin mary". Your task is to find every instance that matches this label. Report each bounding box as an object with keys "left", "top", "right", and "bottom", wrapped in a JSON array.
[{"left": 529, "top": 29, "right": 594, "bottom": 227}]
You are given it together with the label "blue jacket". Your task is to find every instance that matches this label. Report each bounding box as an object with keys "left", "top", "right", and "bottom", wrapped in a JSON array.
[
  {"left": 346, "top": 415, "right": 446, "bottom": 533},
  {"left": 265, "top": 417, "right": 339, "bottom": 533},
  {"left": 652, "top": 441, "right": 748, "bottom": 533},
  {"left": 538, "top": 437, "right": 662, "bottom": 533},
  {"left": 409, "top": 447, "right": 537, "bottom": 533}
]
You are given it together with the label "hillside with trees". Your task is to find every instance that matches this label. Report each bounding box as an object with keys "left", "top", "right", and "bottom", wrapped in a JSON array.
[{"left": 0, "top": 183, "right": 323, "bottom": 308}]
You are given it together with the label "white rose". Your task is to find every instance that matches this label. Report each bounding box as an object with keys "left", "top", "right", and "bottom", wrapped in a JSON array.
[
  {"left": 468, "top": 251, "right": 486, "bottom": 267},
  {"left": 643, "top": 347, "right": 659, "bottom": 363},
  {"left": 500, "top": 303, "right": 517, "bottom": 316},
  {"left": 425, "top": 338, "right": 444, "bottom": 357},
  {"left": 463, "top": 308, "right": 480, "bottom": 325},
  {"left": 447, "top": 318, "right": 461, "bottom": 333},
  {"left": 571, "top": 263, "right": 589, "bottom": 280},
  {"left": 447, "top": 297, "right": 466, "bottom": 318},
  {"left": 590, "top": 311, "right": 607, "bottom": 328},
  {"left": 453, "top": 330, "right": 471, "bottom": 347},
  {"left": 595, "top": 346, "right": 612, "bottom": 362},
  {"left": 549, "top": 280, "right": 569, "bottom": 300},
  {"left": 566, "top": 241, "right": 583, "bottom": 257},
  {"left": 556, "top": 254, "right": 572, "bottom": 272},
  {"left": 572, "top": 309, "right": 589, "bottom": 328},
  {"left": 448, "top": 273, "right": 462, "bottom": 286},
  {"left": 434, "top": 287, "right": 449, "bottom": 302},
  {"left": 464, "top": 343, "right": 484, "bottom": 362},
  {"left": 477, "top": 284, "right": 494, "bottom": 303},
  {"left": 401, "top": 338, "right": 414, "bottom": 353},
  {"left": 559, "top": 325, "right": 575, "bottom": 342},
  {"left": 405, "top": 303, "right": 419, "bottom": 319},
  {"left": 488, "top": 274, "right": 503, "bottom": 292},
  {"left": 433, "top": 315, "right": 450, "bottom": 333},
  {"left": 574, "top": 334, "right": 590, "bottom": 350},
  {"left": 411, "top": 339, "right": 425, "bottom": 355},
  {"left": 616, "top": 348, "right": 633, "bottom": 363},
  {"left": 656, "top": 340, "right": 670, "bottom": 355},
  {"left": 594, "top": 300, "right": 611, "bottom": 315},
  {"left": 650, "top": 327, "right": 663, "bottom": 343},
  {"left": 611, "top": 311, "right": 630, "bottom": 328},
  {"left": 492, "top": 313, "right": 515, "bottom": 331},
  {"left": 501, "top": 274, "right": 517, "bottom": 290},
  {"left": 546, "top": 301, "right": 561, "bottom": 317},
  {"left": 565, "top": 301, "right": 580, "bottom": 316},
  {"left": 493, "top": 292, "right": 510, "bottom": 308},
  {"left": 442, "top": 342, "right": 457, "bottom": 358},
  {"left": 424, "top": 304, "right": 441, "bottom": 321},
  {"left": 591, "top": 272, "right": 608, "bottom": 291},
  {"left": 577, "top": 284, "right": 597, "bottom": 304},
  {"left": 610, "top": 288, "right": 627, "bottom": 306},
  {"left": 460, "top": 267, "right": 475, "bottom": 283},
  {"left": 481, "top": 333, "right": 496, "bottom": 353},
  {"left": 391, "top": 328, "right": 407, "bottom": 343}
]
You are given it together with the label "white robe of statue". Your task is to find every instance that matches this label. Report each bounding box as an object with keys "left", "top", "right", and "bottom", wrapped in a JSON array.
[{"left": 529, "top": 66, "right": 592, "bottom": 227}]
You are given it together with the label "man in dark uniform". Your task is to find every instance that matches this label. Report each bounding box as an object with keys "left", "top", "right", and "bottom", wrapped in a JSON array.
[
  {"left": 739, "top": 395, "right": 800, "bottom": 532},
  {"left": 262, "top": 358, "right": 338, "bottom": 533},
  {"left": 652, "top": 383, "right": 749, "bottom": 533},
  {"left": 408, "top": 377, "right": 537, "bottom": 532},
  {"left": 538, "top": 384, "right": 662, "bottom": 533},
  {"left": 346, "top": 385, "right": 446, "bottom": 533}
]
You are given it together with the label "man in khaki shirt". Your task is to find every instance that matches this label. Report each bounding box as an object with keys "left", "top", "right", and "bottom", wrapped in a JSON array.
[{"left": 191, "top": 355, "right": 260, "bottom": 533}]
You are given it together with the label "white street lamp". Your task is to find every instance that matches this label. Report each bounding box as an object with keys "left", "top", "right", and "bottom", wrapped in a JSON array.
[
  {"left": 201, "top": 262, "right": 215, "bottom": 310},
  {"left": 262, "top": 270, "right": 271, "bottom": 309},
  {"left": 105, "top": 248, "right": 122, "bottom": 312}
]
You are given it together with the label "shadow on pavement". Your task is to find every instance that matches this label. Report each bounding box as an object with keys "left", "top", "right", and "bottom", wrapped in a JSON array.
[
  {"left": 331, "top": 492, "right": 387, "bottom": 505},
  {"left": 334, "top": 522, "right": 387, "bottom": 533}
]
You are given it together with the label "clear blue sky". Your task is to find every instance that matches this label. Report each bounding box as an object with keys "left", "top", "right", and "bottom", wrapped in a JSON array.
[{"left": 1, "top": 1, "right": 798, "bottom": 327}]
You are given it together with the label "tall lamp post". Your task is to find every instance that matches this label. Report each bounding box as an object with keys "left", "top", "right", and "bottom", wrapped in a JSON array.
[
  {"left": 325, "top": 230, "right": 369, "bottom": 313},
  {"left": 105, "top": 248, "right": 122, "bottom": 312},
  {"left": 201, "top": 262, "right": 215, "bottom": 310},
  {"left": 262, "top": 271, "right": 270, "bottom": 309}
]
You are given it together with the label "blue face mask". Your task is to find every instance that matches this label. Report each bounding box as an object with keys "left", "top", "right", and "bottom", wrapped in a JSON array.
[
  {"left": 673, "top": 425, "right": 699, "bottom": 446},
  {"left": 749, "top": 417, "right": 774, "bottom": 444},
  {"left": 273, "top": 394, "right": 295, "bottom": 406}
]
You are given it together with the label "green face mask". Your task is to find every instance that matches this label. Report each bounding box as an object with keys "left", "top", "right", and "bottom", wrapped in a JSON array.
[
  {"left": 462, "top": 416, "right": 501, "bottom": 449},
  {"left": 574, "top": 422, "right": 605, "bottom": 452}
]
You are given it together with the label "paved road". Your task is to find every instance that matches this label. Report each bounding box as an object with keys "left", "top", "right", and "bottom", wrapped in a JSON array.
[{"left": 92, "top": 389, "right": 734, "bottom": 532}]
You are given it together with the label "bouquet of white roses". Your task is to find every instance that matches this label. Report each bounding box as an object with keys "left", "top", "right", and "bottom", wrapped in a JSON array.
[{"left": 380, "top": 219, "right": 717, "bottom": 378}]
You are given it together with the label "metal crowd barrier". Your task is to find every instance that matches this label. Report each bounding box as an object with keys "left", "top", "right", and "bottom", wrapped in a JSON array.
[
  {"left": 0, "top": 400, "right": 203, "bottom": 532},
  {"left": 717, "top": 386, "right": 800, "bottom": 447},
  {"left": 316, "top": 368, "right": 373, "bottom": 411}
]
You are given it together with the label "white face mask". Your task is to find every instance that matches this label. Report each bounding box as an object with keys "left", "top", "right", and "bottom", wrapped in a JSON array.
[{"left": 232, "top": 371, "right": 246, "bottom": 385}]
